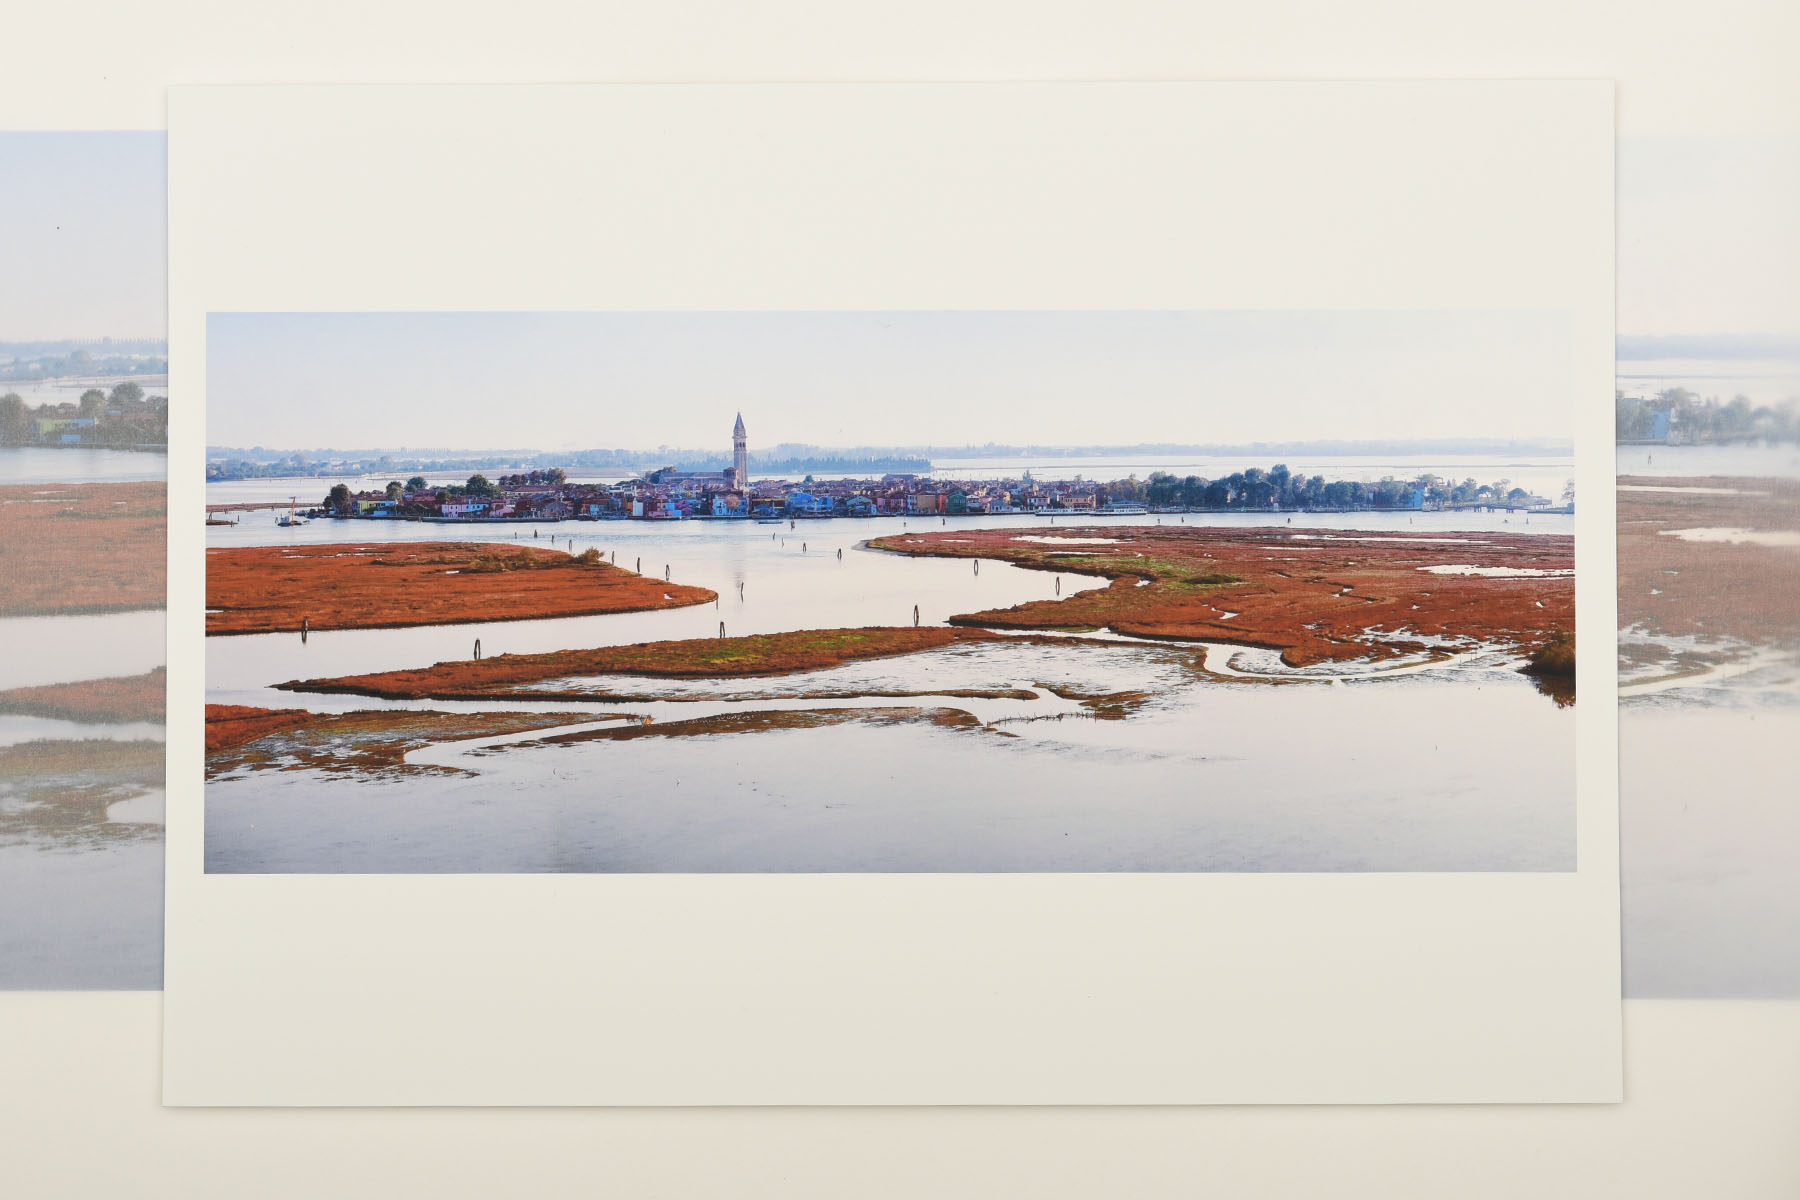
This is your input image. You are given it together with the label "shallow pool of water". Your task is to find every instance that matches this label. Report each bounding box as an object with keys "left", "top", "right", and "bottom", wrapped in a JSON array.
[{"left": 0, "top": 610, "right": 166, "bottom": 689}]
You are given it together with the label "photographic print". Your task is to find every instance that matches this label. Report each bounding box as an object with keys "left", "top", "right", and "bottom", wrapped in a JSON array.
[
  {"left": 0, "top": 131, "right": 166, "bottom": 989},
  {"left": 1614, "top": 135, "right": 1800, "bottom": 998},
  {"left": 202, "top": 309, "right": 1578, "bottom": 874},
  {"left": 162, "top": 82, "right": 1619, "bottom": 1105}
]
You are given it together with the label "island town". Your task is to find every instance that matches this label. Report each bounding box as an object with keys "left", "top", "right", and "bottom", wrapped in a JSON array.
[{"left": 207, "top": 413, "right": 1568, "bottom": 525}]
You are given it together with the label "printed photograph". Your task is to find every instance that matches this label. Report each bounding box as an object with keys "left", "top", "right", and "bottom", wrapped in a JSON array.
[
  {"left": 0, "top": 131, "right": 167, "bottom": 988},
  {"left": 1614, "top": 135, "right": 1800, "bottom": 997},
  {"left": 202, "top": 309, "right": 1578, "bottom": 873}
]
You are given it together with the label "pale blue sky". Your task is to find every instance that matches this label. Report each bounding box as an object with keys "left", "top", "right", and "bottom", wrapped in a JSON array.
[
  {"left": 0, "top": 132, "right": 165, "bottom": 342},
  {"left": 207, "top": 309, "right": 1574, "bottom": 451}
]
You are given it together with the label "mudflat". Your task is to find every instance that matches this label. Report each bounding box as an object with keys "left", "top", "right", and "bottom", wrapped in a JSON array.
[
  {"left": 871, "top": 524, "right": 1573, "bottom": 666},
  {"left": 0, "top": 668, "right": 166, "bottom": 723},
  {"left": 206, "top": 541, "right": 717, "bottom": 635},
  {"left": 1618, "top": 475, "right": 1800, "bottom": 650},
  {"left": 0, "top": 481, "right": 166, "bottom": 615},
  {"left": 277, "top": 626, "right": 1000, "bottom": 699}
]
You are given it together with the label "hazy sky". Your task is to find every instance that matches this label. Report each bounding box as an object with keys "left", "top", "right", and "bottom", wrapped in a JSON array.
[
  {"left": 0, "top": 131, "right": 166, "bottom": 342},
  {"left": 207, "top": 309, "right": 1575, "bottom": 452},
  {"left": 1619, "top": 136, "right": 1800, "bottom": 338},
  {"left": 2, "top": 130, "right": 1793, "bottom": 382}
]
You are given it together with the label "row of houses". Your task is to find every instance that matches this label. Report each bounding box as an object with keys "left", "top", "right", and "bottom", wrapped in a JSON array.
[{"left": 320, "top": 465, "right": 1542, "bottom": 524}]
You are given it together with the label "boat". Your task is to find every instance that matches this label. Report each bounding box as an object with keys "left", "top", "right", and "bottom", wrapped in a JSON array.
[{"left": 276, "top": 497, "right": 306, "bottom": 527}]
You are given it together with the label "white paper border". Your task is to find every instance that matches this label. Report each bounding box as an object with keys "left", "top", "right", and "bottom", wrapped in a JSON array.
[{"left": 163, "top": 81, "right": 1619, "bottom": 1105}]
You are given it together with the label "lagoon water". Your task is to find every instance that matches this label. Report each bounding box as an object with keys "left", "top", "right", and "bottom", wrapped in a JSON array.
[
  {"left": 0, "top": 833, "right": 163, "bottom": 988},
  {"left": 209, "top": 667, "right": 1569, "bottom": 874},
  {"left": 0, "top": 449, "right": 166, "bottom": 989},
  {"left": 0, "top": 446, "right": 166, "bottom": 484},
  {"left": 1614, "top": 356, "right": 1800, "bottom": 408},
  {"left": 205, "top": 463, "right": 1578, "bottom": 875},
  {"left": 1614, "top": 441, "right": 1800, "bottom": 996},
  {"left": 0, "top": 610, "right": 167, "bottom": 690},
  {"left": 1616, "top": 441, "right": 1800, "bottom": 480}
]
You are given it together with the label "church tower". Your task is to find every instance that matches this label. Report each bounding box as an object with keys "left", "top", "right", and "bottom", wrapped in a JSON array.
[{"left": 732, "top": 412, "right": 748, "bottom": 484}]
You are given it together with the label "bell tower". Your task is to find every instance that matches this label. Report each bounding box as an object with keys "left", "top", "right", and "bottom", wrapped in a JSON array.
[{"left": 732, "top": 412, "right": 748, "bottom": 483}]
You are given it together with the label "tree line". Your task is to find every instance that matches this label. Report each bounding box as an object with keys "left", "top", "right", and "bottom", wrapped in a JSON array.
[
  {"left": 1111, "top": 465, "right": 1562, "bottom": 510},
  {"left": 0, "top": 382, "right": 168, "bottom": 448},
  {"left": 324, "top": 473, "right": 511, "bottom": 512},
  {"left": 1617, "top": 388, "right": 1800, "bottom": 443}
]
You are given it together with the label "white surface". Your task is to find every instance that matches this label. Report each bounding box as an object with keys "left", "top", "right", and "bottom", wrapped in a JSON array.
[
  {"left": 162, "top": 80, "right": 1619, "bottom": 1105},
  {"left": 1, "top": 0, "right": 1796, "bottom": 1188},
  {"left": 6, "top": 994, "right": 1799, "bottom": 1197}
]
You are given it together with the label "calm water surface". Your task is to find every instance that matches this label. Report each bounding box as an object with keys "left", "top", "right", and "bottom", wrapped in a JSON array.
[{"left": 0, "top": 446, "right": 166, "bottom": 484}]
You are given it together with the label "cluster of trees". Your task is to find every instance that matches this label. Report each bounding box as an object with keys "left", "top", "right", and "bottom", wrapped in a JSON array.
[
  {"left": 323, "top": 473, "right": 503, "bottom": 513},
  {"left": 0, "top": 382, "right": 167, "bottom": 448},
  {"left": 1111, "top": 465, "right": 1550, "bottom": 511},
  {"left": 1616, "top": 388, "right": 1800, "bottom": 443},
  {"left": 496, "top": 469, "right": 567, "bottom": 487}
]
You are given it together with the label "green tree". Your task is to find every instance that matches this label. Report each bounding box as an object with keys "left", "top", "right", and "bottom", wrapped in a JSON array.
[
  {"left": 327, "top": 483, "right": 353, "bottom": 512},
  {"left": 1722, "top": 394, "right": 1755, "bottom": 437},
  {"left": 79, "top": 389, "right": 106, "bottom": 421},
  {"left": 385, "top": 480, "right": 404, "bottom": 501},
  {"left": 466, "top": 473, "right": 496, "bottom": 496},
  {"left": 1269, "top": 463, "right": 1291, "bottom": 504},
  {"left": 0, "top": 393, "right": 27, "bottom": 445},
  {"left": 405, "top": 475, "right": 428, "bottom": 491},
  {"left": 109, "top": 381, "right": 144, "bottom": 406}
]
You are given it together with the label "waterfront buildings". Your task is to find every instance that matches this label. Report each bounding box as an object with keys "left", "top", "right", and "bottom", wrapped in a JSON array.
[{"left": 263, "top": 413, "right": 1558, "bottom": 523}]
